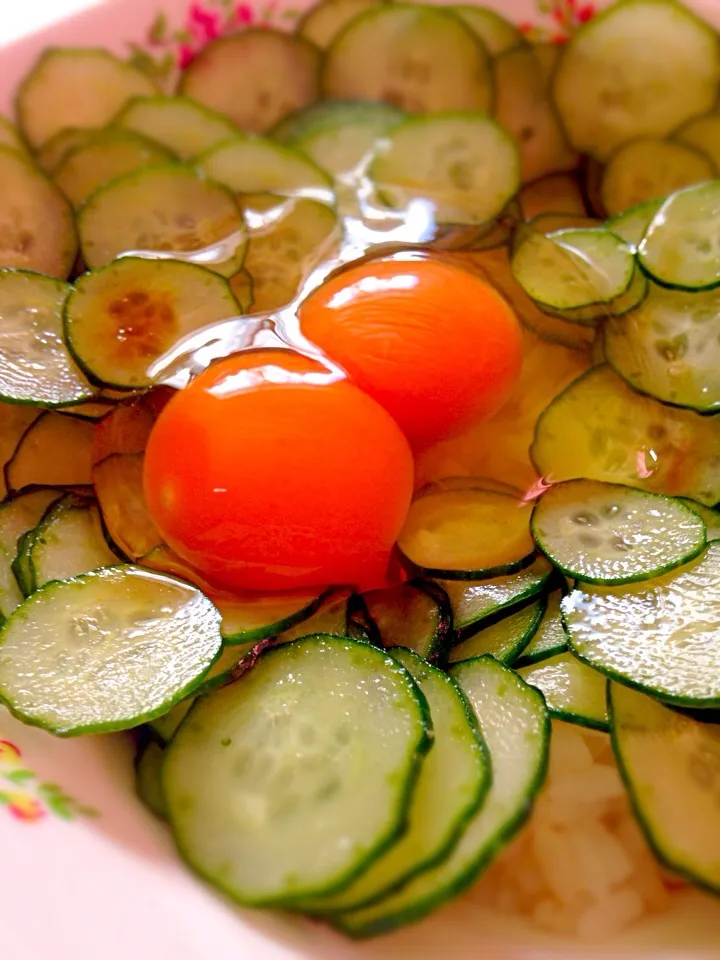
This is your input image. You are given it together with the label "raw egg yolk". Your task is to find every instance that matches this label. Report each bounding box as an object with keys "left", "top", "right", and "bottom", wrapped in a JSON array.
[
  {"left": 298, "top": 256, "right": 523, "bottom": 449},
  {"left": 143, "top": 349, "right": 414, "bottom": 594}
]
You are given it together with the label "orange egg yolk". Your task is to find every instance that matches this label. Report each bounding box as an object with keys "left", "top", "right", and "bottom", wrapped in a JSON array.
[
  {"left": 298, "top": 256, "right": 523, "bottom": 449},
  {"left": 143, "top": 349, "right": 414, "bottom": 594}
]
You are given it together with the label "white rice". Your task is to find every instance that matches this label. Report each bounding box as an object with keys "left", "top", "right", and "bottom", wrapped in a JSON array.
[{"left": 470, "top": 721, "right": 678, "bottom": 940}]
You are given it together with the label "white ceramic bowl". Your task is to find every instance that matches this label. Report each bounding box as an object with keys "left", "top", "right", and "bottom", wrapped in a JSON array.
[{"left": 3, "top": 2, "right": 720, "bottom": 958}]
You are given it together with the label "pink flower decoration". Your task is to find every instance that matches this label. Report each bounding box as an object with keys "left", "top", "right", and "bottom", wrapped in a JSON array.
[
  {"left": 577, "top": 3, "right": 595, "bottom": 22},
  {"left": 188, "top": 3, "right": 221, "bottom": 42},
  {"left": 8, "top": 795, "right": 45, "bottom": 822},
  {"left": 178, "top": 44, "right": 197, "bottom": 68},
  {"left": 235, "top": 3, "right": 254, "bottom": 24},
  {"left": 518, "top": 20, "right": 534, "bottom": 33}
]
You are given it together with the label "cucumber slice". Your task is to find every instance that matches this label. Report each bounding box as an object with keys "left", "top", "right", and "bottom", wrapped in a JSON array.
[
  {"left": 93, "top": 453, "right": 162, "bottom": 561},
  {"left": 512, "top": 228, "right": 634, "bottom": 310},
  {"left": 0, "top": 488, "right": 61, "bottom": 619},
  {"left": 0, "top": 407, "right": 39, "bottom": 500},
  {"left": 229, "top": 268, "right": 254, "bottom": 313},
  {"left": 6, "top": 412, "right": 94, "bottom": 494},
  {"left": 16, "top": 48, "right": 154, "bottom": 149},
  {"left": 518, "top": 174, "right": 588, "bottom": 221},
  {"left": 65, "top": 258, "right": 241, "bottom": 389},
  {"left": 197, "top": 136, "right": 334, "bottom": 203},
  {"left": 300, "top": 648, "right": 489, "bottom": 914},
  {"left": 114, "top": 96, "right": 239, "bottom": 161},
  {"left": 540, "top": 264, "right": 648, "bottom": 326},
  {"left": 638, "top": 182, "right": 720, "bottom": 291},
  {"left": 243, "top": 198, "right": 340, "bottom": 312},
  {"left": 552, "top": 0, "right": 720, "bottom": 160},
  {"left": 679, "top": 499, "right": 720, "bottom": 542},
  {"left": 77, "top": 165, "right": 247, "bottom": 277},
  {"left": 610, "top": 680, "right": 720, "bottom": 893},
  {"left": 0, "top": 116, "right": 26, "bottom": 156},
  {"left": 532, "top": 42, "right": 562, "bottom": 85},
  {"left": 604, "top": 282, "right": 720, "bottom": 413},
  {"left": 334, "top": 656, "right": 549, "bottom": 937},
  {"left": 275, "top": 587, "right": 353, "bottom": 644},
  {"left": 149, "top": 698, "right": 194, "bottom": 744},
  {"left": 323, "top": 5, "right": 493, "bottom": 115},
  {"left": 438, "top": 555, "right": 554, "bottom": 638},
  {"left": 531, "top": 479, "right": 706, "bottom": 584},
  {"left": 37, "top": 127, "right": 96, "bottom": 173},
  {"left": 0, "top": 270, "right": 94, "bottom": 406},
  {"left": 454, "top": 6, "right": 524, "bottom": 55},
  {"left": 514, "top": 588, "right": 568, "bottom": 666},
  {"left": 135, "top": 738, "right": 167, "bottom": 819},
  {"left": 600, "top": 138, "right": 715, "bottom": 218},
  {"left": 218, "top": 590, "right": 323, "bottom": 645},
  {"left": 164, "top": 636, "right": 432, "bottom": 906},
  {"left": 54, "top": 129, "right": 175, "bottom": 207},
  {"left": 676, "top": 113, "right": 720, "bottom": 171},
  {"left": 13, "top": 493, "right": 119, "bottom": 595},
  {"left": 448, "top": 597, "right": 545, "bottom": 665},
  {"left": 363, "top": 581, "right": 452, "bottom": 663},
  {"left": 0, "top": 565, "right": 222, "bottom": 735},
  {"left": 606, "top": 198, "right": 663, "bottom": 249},
  {"left": 518, "top": 651, "right": 609, "bottom": 731},
  {"left": 275, "top": 102, "right": 403, "bottom": 181},
  {"left": 180, "top": 29, "right": 321, "bottom": 134},
  {"left": 297, "top": 0, "right": 379, "bottom": 48},
  {"left": 531, "top": 364, "right": 720, "bottom": 505},
  {"left": 494, "top": 47, "right": 578, "bottom": 185},
  {"left": 563, "top": 541, "right": 720, "bottom": 706},
  {"left": 0, "top": 147, "right": 77, "bottom": 278},
  {"left": 398, "top": 488, "right": 535, "bottom": 579},
  {"left": 369, "top": 113, "right": 518, "bottom": 226}
]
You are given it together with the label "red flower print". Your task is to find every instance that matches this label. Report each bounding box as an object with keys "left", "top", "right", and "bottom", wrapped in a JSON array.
[
  {"left": 578, "top": 4, "right": 595, "bottom": 22},
  {"left": 235, "top": 3, "right": 254, "bottom": 24},
  {"left": 8, "top": 794, "right": 45, "bottom": 822},
  {"left": 188, "top": 3, "right": 221, "bottom": 42},
  {"left": 178, "top": 44, "right": 197, "bottom": 68}
]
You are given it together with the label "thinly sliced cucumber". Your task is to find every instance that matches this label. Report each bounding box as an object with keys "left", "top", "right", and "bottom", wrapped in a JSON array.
[
  {"left": 540, "top": 264, "right": 648, "bottom": 326},
  {"left": 416, "top": 476, "right": 523, "bottom": 500},
  {"left": 438, "top": 555, "right": 554, "bottom": 638},
  {"left": 54, "top": 128, "right": 175, "bottom": 207},
  {"left": 514, "top": 588, "right": 568, "bottom": 666},
  {"left": 494, "top": 46, "right": 577, "bottom": 184},
  {"left": 243, "top": 198, "right": 339, "bottom": 312},
  {"left": 0, "top": 270, "right": 93, "bottom": 406},
  {"left": 13, "top": 494, "right": 119, "bottom": 595},
  {"left": 135, "top": 738, "right": 167, "bottom": 820},
  {"left": 91, "top": 390, "right": 167, "bottom": 461},
  {"left": 0, "top": 116, "right": 26, "bottom": 156},
  {"left": 65, "top": 258, "right": 240, "bottom": 389},
  {"left": 0, "top": 147, "right": 77, "bottom": 278},
  {"left": 563, "top": 541, "right": 720, "bottom": 706},
  {"left": 531, "top": 479, "right": 706, "bottom": 584},
  {"left": 0, "top": 407, "right": 39, "bottom": 499},
  {"left": 37, "top": 127, "right": 96, "bottom": 173},
  {"left": 398, "top": 488, "right": 534, "bottom": 579},
  {"left": 606, "top": 198, "right": 663, "bottom": 249},
  {"left": 323, "top": 6, "right": 493, "bottom": 114},
  {"left": 531, "top": 364, "right": 720, "bottom": 505},
  {"left": 59, "top": 399, "right": 114, "bottom": 422},
  {"left": 217, "top": 590, "right": 323, "bottom": 645},
  {"left": 605, "top": 282, "right": 720, "bottom": 412},
  {"left": 77, "top": 165, "right": 247, "bottom": 277},
  {"left": 676, "top": 113, "right": 720, "bottom": 171},
  {"left": 600, "top": 138, "right": 715, "bottom": 218},
  {"left": 0, "top": 488, "right": 61, "bottom": 619},
  {"left": 16, "top": 48, "right": 154, "bottom": 148},
  {"left": 297, "top": 0, "right": 379, "bottom": 48},
  {"left": 197, "top": 136, "right": 334, "bottom": 203},
  {"left": 6, "top": 412, "right": 94, "bottom": 493},
  {"left": 518, "top": 651, "right": 609, "bottom": 731},
  {"left": 275, "top": 588, "right": 353, "bottom": 644},
  {"left": 610, "top": 680, "right": 720, "bottom": 893},
  {"left": 149, "top": 698, "right": 194, "bottom": 744},
  {"left": 114, "top": 96, "right": 239, "bottom": 161},
  {"left": 93, "top": 453, "right": 162, "bottom": 561},
  {"left": 335, "top": 656, "right": 549, "bottom": 937},
  {"left": 518, "top": 173, "right": 588, "bottom": 221},
  {"left": 0, "top": 565, "right": 222, "bottom": 735},
  {"left": 229, "top": 268, "right": 254, "bottom": 313},
  {"left": 363, "top": 581, "right": 452, "bottom": 663},
  {"left": 512, "top": 228, "right": 634, "bottom": 310},
  {"left": 369, "top": 113, "right": 518, "bottom": 226},
  {"left": 454, "top": 6, "right": 524, "bottom": 55},
  {"left": 299, "top": 648, "right": 489, "bottom": 913},
  {"left": 275, "top": 102, "right": 403, "bottom": 181},
  {"left": 638, "top": 182, "right": 720, "bottom": 291},
  {"left": 552, "top": 0, "right": 720, "bottom": 160},
  {"left": 448, "top": 597, "right": 545, "bottom": 665},
  {"left": 180, "top": 29, "right": 321, "bottom": 134},
  {"left": 680, "top": 499, "right": 720, "bottom": 542},
  {"left": 164, "top": 636, "right": 432, "bottom": 905}
]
